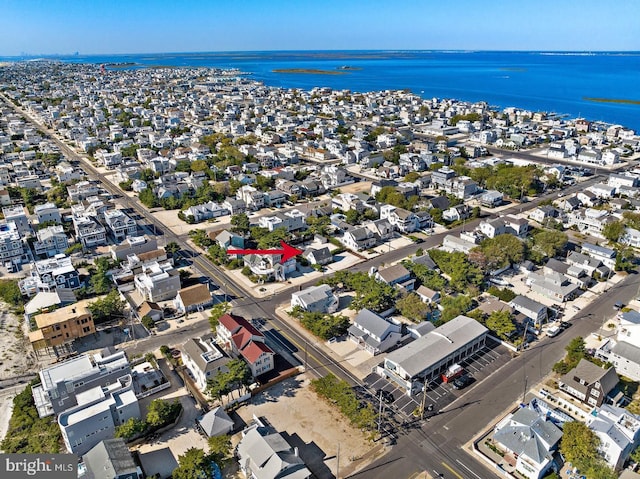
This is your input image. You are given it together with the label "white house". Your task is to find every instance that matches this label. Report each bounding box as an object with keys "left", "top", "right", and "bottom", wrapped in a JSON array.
[
  {"left": 348, "top": 309, "right": 403, "bottom": 355},
  {"left": 181, "top": 336, "right": 230, "bottom": 391},
  {"left": 291, "top": 284, "right": 339, "bottom": 314},
  {"left": 493, "top": 408, "right": 562, "bottom": 479}
]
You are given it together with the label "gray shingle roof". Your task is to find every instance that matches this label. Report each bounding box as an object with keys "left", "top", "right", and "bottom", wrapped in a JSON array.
[
  {"left": 82, "top": 438, "right": 138, "bottom": 479},
  {"left": 353, "top": 309, "right": 397, "bottom": 340},
  {"left": 197, "top": 406, "right": 234, "bottom": 437}
]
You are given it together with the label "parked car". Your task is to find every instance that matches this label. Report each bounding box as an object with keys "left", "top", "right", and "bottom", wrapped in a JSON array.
[
  {"left": 452, "top": 375, "right": 473, "bottom": 390},
  {"left": 376, "top": 389, "right": 394, "bottom": 404},
  {"left": 546, "top": 325, "right": 561, "bottom": 337},
  {"left": 614, "top": 301, "right": 624, "bottom": 310}
]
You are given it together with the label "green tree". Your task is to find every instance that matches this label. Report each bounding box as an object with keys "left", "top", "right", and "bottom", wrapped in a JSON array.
[
  {"left": 257, "top": 227, "right": 289, "bottom": 249},
  {"left": 404, "top": 172, "right": 421, "bottom": 183},
  {"left": 345, "top": 208, "right": 362, "bottom": 225},
  {"left": 139, "top": 187, "right": 158, "bottom": 208},
  {"left": 560, "top": 421, "right": 600, "bottom": 465},
  {"left": 478, "top": 234, "right": 525, "bottom": 271},
  {"left": 486, "top": 310, "right": 516, "bottom": 340},
  {"left": 208, "top": 302, "right": 231, "bottom": 331},
  {"left": 487, "top": 286, "right": 516, "bottom": 302},
  {"left": 165, "top": 242, "right": 181, "bottom": 257},
  {"left": 141, "top": 316, "right": 155, "bottom": 330},
  {"left": 208, "top": 435, "right": 232, "bottom": 465},
  {"left": 230, "top": 213, "right": 251, "bottom": 235},
  {"left": 146, "top": 399, "right": 182, "bottom": 428},
  {"left": 172, "top": 448, "right": 213, "bottom": 479},
  {"left": 87, "top": 290, "right": 127, "bottom": 323},
  {"left": 114, "top": 417, "right": 147, "bottom": 440},
  {"left": 602, "top": 220, "right": 625, "bottom": 243},
  {"left": 440, "top": 295, "right": 473, "bottom": 323},
  {"left": 531, "top": 229, "right": 568, "bottom": 258},
  {"left": 397, "top": 293, "right": 431, "bottom": 322}
]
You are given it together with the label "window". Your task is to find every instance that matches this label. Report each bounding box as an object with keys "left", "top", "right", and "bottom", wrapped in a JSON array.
[{"left": 591, "top": 389, "right": 600, "bottom": 398}]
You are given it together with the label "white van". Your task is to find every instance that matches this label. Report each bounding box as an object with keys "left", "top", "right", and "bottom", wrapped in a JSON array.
[{"left": 546, "top": 325, "right": 561, "bottom": 337}]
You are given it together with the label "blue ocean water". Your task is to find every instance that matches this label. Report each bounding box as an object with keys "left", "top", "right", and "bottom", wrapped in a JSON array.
[{"left": 3, "top": 50, "right": 640, "bottom": 131}]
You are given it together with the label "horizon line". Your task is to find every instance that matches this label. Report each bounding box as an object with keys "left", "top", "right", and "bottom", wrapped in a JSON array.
[{"left": 2, "top": 48, "right": 640, "bottom": 58}]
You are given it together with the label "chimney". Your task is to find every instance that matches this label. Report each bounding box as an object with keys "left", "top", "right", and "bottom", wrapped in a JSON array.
[{"left": 294, "top": 447, "right": 299, "bottom": 457}]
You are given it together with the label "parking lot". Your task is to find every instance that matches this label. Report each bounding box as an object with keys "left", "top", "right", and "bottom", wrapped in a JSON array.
[{"left": 363, "top": 339, "right": 511, "bottom": 419}]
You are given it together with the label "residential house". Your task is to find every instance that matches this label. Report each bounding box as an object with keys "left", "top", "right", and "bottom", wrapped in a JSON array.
[
  {"left": 31, "top": 350, "right": 130, "bottom": 418},
  {"left": 222, "top": 197, "right": 246, "bottom": 215},
  {"left": 567, "top": 208, "right": 616, "bottom": 237},
  {"left": 258, "top": 209, "right": 306, "bottom": 232},
  {"left": 134, "top": 262, "right": 181, "bottom": 302},
  {"left": 415, "top": 285, "right": 440, "bottom": 305},
  {"left": 341, "top": 227, "right": 377, "bottom": 251},
  {"left": 196, "top": 407, "right": 234, "bottom": 438},
  {"left": 588, "top": 405, "right": 640, "bottom": 470},
  {"left": 34, "top": 202, "right": 62, "bottom": 225},
  {"left": 33, "top": 225, "right": 69, "bottom": 258},
  {"left": 181, "top": 336, "right": 231, "bottom": 391},
  {"left": 237, "top": 418, "right": 312, "bottom": 479},
  {"left": 216, "top": 313, "right": 275, "bottom": 377},
  {"left": 480, "top": 190, "right": 504, "bottom": 207},
  {"left": 263, "top": 190, "right": 287, "bottom": 208},
  {"left": 380, "top": 204, "right": 419, "bottom": 233},
  {"left": 373, "top": 264, "right": 415, "bottom": 291},
  {"left": 528, "top": 206, "right": 559, "bottom": 224},
  {"left": 348, "top": 309, "right": 403, "bottom": 355},
  {"left": 244, "top": 253, "right": 296, "bottom": 282},
  {"left": 73, "top": 212, "right": 107, "bottom": 248},
  {"left": 22, "top": 254, "right": 81, "bottom": 294},
  {"left": 103, "top": 209, "right": 137, "bottom": 241},
  {"left": 237, "top": 185, "right": 265, "bottom": 211},
  {"left": 28, "top": 298, "right": 96, "bottom": 352},
  {"left": 493, "top": 408, "right": 562, "bottom": 479},
  {"left": 183, "top": 201, "right": 229, "bottom": 223},
  {"left": 442, "top": 204, "right": 471, "bottom": 222},
  {"left": 212, "top": 230, "right": 245, "bottom": 250},
  {"left": 596, "top": 311, "right": 640, "bottom": 382},
  {"left": 138, "top": 301, "right": 163, "bottom": 323},
  {"left": 174, "top": 284, "right": 213, "bottom": 313},
  {"left": 361, "top": 218, "right": 392, "bottom": 241},
  {"left": 110, "top": 236, "right": 158, "bottom": 261},
  {"left": 80, "top": 438, "right": 143, "bottom": 479},
  {"left": 58, "top": 375, "right": 141, "bottom": 456},
  {"left": 509, "top": 295, "right": 548, "bottom": 326},
  {"left": 290, "top": 284, "right": 339, "bottom": 314},
  {"left": 302, "top": 246, "right": 332, "bottom": 266},
  {"left": 559, "top": 359, "right": 619, "bottom": 407},
  {"left": 332, "top": 193, "right": 365, "bottom": 213},
  {"left": 588, "top": 183, "right": 616, "bottom": 199},
  {"left": 566, "top": 251, "right": 606, "bottom": 278},
  {"left": 526, "top": 271, "right": 580, "bottom": 303},
  {"left": 4, "top": 205, "right": 32, "bottom": 236},
  {"left": 582, "top": 243, "right": 617, "bottom": 270}
]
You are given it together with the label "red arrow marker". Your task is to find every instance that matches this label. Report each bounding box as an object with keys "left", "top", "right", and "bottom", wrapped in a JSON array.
[{"left": 227, "top": 240, "right": 303, "bottom": 264}]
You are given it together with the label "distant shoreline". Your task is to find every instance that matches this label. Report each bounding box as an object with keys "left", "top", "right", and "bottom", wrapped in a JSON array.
[
  {"left": 584, "top": 97, "right": 640, "bottom": 105},
  {"left": 273, "top": 68, "right": 348, "bottom": 75}
]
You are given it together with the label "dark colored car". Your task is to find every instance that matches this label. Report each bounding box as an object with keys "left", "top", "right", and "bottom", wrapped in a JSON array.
[
  {"left": 452, "top": 375, "right": 473, "bottom": 390},
  {"left": 376, "top": 389, "right": 395, "bottom": 404},
  {"left": 614, "top": 302, "right": 624, "bottom": 310}
]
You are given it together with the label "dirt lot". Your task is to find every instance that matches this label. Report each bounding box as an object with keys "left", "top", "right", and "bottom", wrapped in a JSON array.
[
  {"left": 0, "top": 307, "right": 53, "bottom": 443},
  {"left": 235, "top": 373, "right": 386, "bottom": 479}
]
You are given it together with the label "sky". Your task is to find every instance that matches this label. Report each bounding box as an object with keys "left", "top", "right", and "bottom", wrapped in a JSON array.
[{"left": 1, "top": 0, "right": 639, "bottom": 56}]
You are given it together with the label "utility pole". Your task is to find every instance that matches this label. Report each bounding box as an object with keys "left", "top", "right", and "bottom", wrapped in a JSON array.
[
  {"left": 420, "top": 383, "right": 427, "bottom": 420},
  {"left": 336, "top": 443, "right": 340, "bottom": 479},
  {"left": 377, "top": 390, "right": 384, "bottom": 433},
  {"left": 522, "top": 375, "right": 528, "bottom": 404}
]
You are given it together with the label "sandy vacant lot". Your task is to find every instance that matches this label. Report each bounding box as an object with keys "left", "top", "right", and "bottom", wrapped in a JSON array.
[
  {"left": 236, "top": 374, "right": 386, "bottom": 479},
  {"left": 0, "top": 307, "right": 53, "bottom": 444}
]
